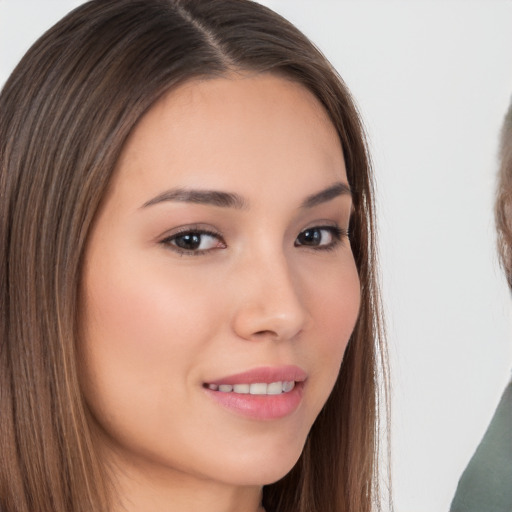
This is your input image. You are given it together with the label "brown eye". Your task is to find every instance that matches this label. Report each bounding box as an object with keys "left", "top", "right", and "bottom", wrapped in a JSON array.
[
  {"left": 162, "top": 230, "right": 225, "bottom": 254},
  {"left": 294, "top": 226, "right": 343, "bottom": 249},
  {"left": 296, "top": 228, "right": 324, "bottom": 246},
  {"left": 173, "top": 233, "right": 204, "bottom": 250}
]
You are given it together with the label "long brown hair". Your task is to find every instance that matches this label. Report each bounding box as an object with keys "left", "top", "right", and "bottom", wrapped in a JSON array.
[{"left": 0, "top": 1, "right": 388, "bottom": 511}]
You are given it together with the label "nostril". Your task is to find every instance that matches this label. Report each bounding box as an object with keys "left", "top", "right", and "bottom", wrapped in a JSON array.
[
  {"left": 251, "top": 326, "right": 303, "bottom": 342},
  {"left": 253, "top": 329, "right": 276, "bottom": 337}
]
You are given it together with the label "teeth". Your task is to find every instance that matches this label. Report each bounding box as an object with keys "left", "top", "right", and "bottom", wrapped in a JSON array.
[
  {"left": 282, "top": 381, "right": 295, "bottom": 392},
  {"left": 233, "top": 384, "right": 250, "bottom": 394},
  {"left": 208, "top": 381, "right": 296, "bottom": 394},
  {"left": 267, "top": 381, "right": 283, "bottom": 395},
  {"left": 249, "top": 382, "right": 268, "bottom": 395}
]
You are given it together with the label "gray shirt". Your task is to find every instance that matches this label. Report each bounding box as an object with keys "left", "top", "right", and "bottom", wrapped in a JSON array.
[{"left": 450, "top": 380, "right": 512, "bottom": 512}]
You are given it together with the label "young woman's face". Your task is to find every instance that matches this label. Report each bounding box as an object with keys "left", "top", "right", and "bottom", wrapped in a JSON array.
[{"left": 80, "top": 74, "right": 360, "bottom": 496}]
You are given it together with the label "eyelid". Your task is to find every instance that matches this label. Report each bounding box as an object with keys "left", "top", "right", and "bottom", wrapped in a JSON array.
[
  {"left": 294, "top": 224, "right": 349, "bottom": 250},
  {"left": 159, "top": 224, "right": 226, "bottom": 256},
  {"left": 298, "top": 222, "right": 349, "bottom": 237}
]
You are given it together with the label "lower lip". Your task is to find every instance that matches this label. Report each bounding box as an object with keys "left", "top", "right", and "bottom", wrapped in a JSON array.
[{"left": 204, "top": 382, "right": 304, "bottom": 420}]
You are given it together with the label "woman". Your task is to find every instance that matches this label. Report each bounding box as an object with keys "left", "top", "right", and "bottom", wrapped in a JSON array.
[{"left": 0, "top": 1, "right": 388, "bottom": 511}]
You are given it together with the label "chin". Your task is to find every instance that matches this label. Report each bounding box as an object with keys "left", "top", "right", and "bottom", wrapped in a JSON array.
[{"left": 213, "top": 439, "right": 305, "bottom": 487}]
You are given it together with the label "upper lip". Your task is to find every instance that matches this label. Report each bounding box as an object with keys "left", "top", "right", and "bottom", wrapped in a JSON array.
[{"left": 205, "top": 365, "right": 307, "bottom": 386}]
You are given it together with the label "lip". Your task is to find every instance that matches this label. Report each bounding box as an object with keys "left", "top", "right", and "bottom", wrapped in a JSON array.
[
  {"left": 203, "top": 365, "right": 307, "bottom": 421},
  {"left": 205, "top": 365, "right": 307, "bottom": 386}
]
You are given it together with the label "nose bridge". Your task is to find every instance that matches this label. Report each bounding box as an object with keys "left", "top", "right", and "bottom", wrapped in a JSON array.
[{"left": 231, "top": 243, "right": 308, "bottom": 341}]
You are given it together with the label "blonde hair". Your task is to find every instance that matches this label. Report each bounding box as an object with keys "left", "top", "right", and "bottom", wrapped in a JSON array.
[{"left": 496, "top": 100, "right": 512, "bottom": 286}]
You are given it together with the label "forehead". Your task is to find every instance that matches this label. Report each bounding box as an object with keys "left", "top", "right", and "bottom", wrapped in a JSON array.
[{"left": 111, "top": 73, "right": 346, "bottom": 204}]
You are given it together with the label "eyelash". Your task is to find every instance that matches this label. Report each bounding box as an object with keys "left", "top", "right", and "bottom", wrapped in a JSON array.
[
  {"left": 294, "top": 225, "right": 348, "bottom": 252},
  {"left": 160, "top": 225, "right": 349, "bottom": 256},
  {"left": 160, "top": 227, "right": 225, "bottom": 256}
]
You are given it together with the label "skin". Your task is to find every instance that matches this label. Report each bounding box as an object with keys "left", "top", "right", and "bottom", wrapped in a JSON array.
[{"left": 80, "top": 73, "right": 361, "bottom": 512}]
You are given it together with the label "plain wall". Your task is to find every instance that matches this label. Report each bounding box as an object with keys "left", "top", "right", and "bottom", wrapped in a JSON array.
[{"left": 2, "top": 1, "right": 512, "bottom": 511}]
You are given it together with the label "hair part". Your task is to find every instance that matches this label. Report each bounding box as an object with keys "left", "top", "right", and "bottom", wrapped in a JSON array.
[{"left": 0, "top": 1, "right": 389, "bottom": 511}]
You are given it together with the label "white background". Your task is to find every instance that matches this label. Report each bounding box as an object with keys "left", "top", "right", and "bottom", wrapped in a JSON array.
[{"left": 2, "top": 1, "right": 512, "bottom": 511}]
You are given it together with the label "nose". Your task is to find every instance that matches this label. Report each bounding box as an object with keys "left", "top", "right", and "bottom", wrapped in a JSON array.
[{"left": 230, "top": 252, "right": 308, "bottom": 342}]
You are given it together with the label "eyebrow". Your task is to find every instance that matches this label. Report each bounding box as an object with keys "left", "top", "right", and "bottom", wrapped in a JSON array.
[
  {"left": 141, "top": 188, "right": 247, "bottom": 209},
  {"left": 300, "top": 182, "right": 352, "bottom": 208},
  {"left": 141, "top": 181, "right": 351, "bottom": 210}
]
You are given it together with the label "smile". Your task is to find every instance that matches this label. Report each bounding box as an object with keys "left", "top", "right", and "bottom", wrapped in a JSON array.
[
  {"left": 206, "top": 381, "right": 296, "bottom": 395},
  {"left": 203, "top": 366, "right": 306, "bottom": 420}
]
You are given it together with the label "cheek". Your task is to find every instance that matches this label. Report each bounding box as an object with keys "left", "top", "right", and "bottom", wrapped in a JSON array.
[
  {"left": 303, "top": 256, "right": 361, "bottom": 402},
  {"left": 83, "top": 273, "right": 176, "bottom": 370},
  {"left": 78, "top": 258, "right": 219, "bottom": 420},
  {"left": 312, "top": 253, "right": 360, "bottom": 339},
  {"left": 324, "top": 267, "right": 360, "bottom": 352},
  {"left": 82, "top": 256, "right": 218, "bottom": 354}
]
